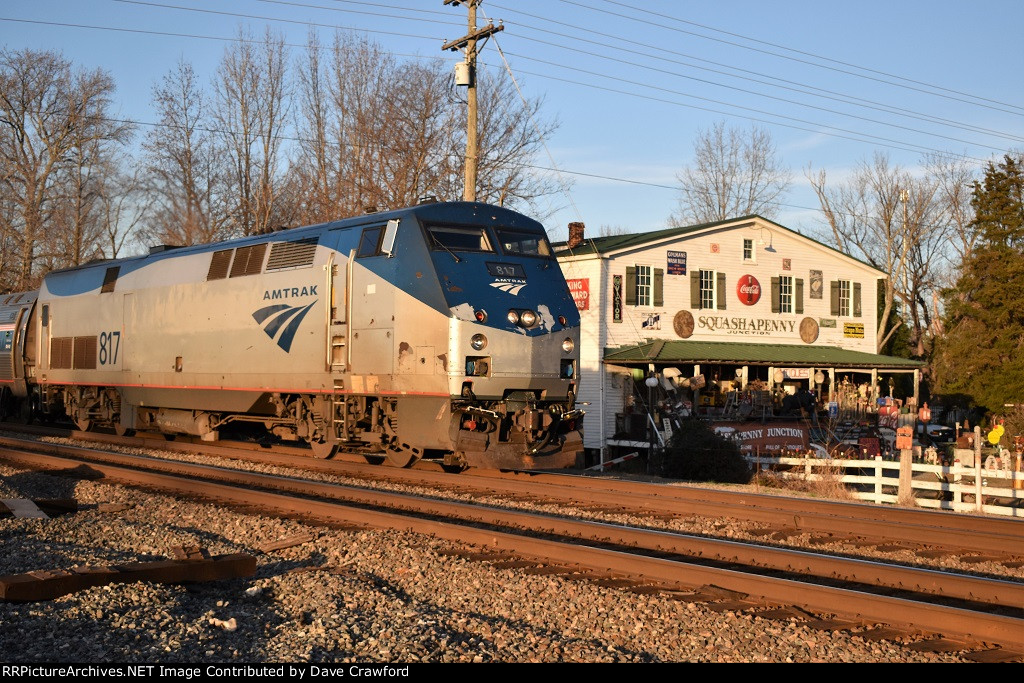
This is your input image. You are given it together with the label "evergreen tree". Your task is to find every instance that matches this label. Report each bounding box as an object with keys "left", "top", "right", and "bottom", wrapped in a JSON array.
[{"left": 932, "top": 154, "right": 1024, "bottom": 413}]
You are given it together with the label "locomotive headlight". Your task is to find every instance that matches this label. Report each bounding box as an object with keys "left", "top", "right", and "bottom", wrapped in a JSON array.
[
  {"left": 470, "top": 333, "right": 488, "bottom": 351},
  {"left": 561, "top": 337, "right": 574, "bottom": 353},
  {"left": 506, "top": 310, "right": 520, "bottom": 325},
  {"left": 474, "top": 309, "right": 487, "bottom": 323},
  {"left": 519, "top": 309, "right": 538, "bottom": 328}
]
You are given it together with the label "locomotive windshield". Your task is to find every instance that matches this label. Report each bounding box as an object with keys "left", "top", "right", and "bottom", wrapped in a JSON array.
[
  {"left": 495, "top": 229, "right": 552, "bottom": 258},
  {"left": 427, "top": 225, "right": 493, "bottom": 252}
]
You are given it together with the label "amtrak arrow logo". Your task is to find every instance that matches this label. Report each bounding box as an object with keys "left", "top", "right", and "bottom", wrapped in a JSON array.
[
  {"left": 252, "top": 301, "right": 317, "bottom": 352},
  {"left": 490, "top": 282, "right": 526, "bottom": 296}
]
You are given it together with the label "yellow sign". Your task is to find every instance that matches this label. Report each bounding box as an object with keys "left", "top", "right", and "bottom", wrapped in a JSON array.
[{"left": 843, "top": 322, "right": 865, "bottom": 339}]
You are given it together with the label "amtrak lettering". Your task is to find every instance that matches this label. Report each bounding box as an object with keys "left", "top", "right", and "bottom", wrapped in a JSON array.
[
  {"left": 262, "top": 285, "right": 319, "bottom": 300},
  {"left": 698, "top": 315, "right": 796, "bottom": 336}
]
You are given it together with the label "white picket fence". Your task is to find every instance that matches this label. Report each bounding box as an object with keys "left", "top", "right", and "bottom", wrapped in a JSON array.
[{"left": 745, "top": 452, "right": 1024, "bottom": 517}]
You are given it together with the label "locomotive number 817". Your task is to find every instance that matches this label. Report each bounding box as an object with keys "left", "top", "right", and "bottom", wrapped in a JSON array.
[{"left": 0, "top": 201, "right": 583, "bottom": 470}]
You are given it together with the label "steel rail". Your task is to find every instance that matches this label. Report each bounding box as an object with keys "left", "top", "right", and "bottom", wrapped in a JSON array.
[
  {"left": 484, "top": 467, "right": 1024, "bottom": 532},
  {"left": 0, "top": 448, "right": 1019, "bottom": 630},
  {"left": 7, "top": 430, "right": 1020, "bottom": 558}
]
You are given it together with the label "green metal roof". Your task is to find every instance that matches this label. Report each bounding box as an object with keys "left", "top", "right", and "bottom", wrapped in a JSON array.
[
  {"left": 553, "top": 214, "right": 884, "bottom": 275},
  {"left": 604, "top": 340, "right": 923, "bottom": 369},
  {"left": 554, "top": 215, "right": 751, "bottom": 256}
]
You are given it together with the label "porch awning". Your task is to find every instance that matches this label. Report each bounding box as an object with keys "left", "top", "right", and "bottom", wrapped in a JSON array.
[{"left": 604, "top": 340, "right": 923, "bottom": 370}]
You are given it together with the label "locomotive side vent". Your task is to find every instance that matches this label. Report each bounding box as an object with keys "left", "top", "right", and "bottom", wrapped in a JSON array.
[
  {"left": 266, "top": 237, "right": 319, "bottom": 271},
  {"left": 73, "top": 336, "right": 98, "bottom": 370},
  {"left": 50, "top": 337, "right": 73, "bottom": 369},
  {"left": 207, "top": 249, "right": 233, "bottom": 280},
  {"left": 229, "top": 243, "right": 268, "bottom": 278}
]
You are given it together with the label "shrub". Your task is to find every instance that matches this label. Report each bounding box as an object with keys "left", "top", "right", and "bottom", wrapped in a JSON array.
[{"left": 660, "top": 418, "right": 751, "bottom": 484}]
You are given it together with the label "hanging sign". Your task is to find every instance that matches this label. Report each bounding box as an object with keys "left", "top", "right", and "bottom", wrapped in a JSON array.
[
  {"left": 667, "top": 250, "right": 687, "bottom": 275},
  {"left": 714, "top": 422, "right": 810, "bottom": 453},
  {"left": 612, "top": 275, "right": 622, "bottom": 322},
  {"left": 566, "top": 278, "right": 589, "bottom": 310}
]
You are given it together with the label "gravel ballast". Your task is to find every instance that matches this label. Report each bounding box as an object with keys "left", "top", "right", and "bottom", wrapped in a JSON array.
[{"left": 0, "top": 462, "right": 976, "bottom": 663}]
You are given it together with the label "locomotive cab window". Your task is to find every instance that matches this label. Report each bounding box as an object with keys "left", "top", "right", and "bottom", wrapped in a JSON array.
[
  {"left": 495, "top": 229, "right": 552, "bottom": 258},
  {"left": 427, "top": 225, "right": 493, "bottom": 252},
  {"left": 357, "top": 226, "right": 384, "bottom": 258}
]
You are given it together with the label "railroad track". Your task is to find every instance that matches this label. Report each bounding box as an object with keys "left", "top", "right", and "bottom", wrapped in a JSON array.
[
  {"left": 1, "top": 435, "right": 1022, "bottom": 660},
  {"left": 8, "top": 425, "right": 1021, "bottom": 562}
]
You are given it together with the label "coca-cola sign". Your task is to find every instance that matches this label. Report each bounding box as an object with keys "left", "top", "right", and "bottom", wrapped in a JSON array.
[{"left": 736, "top": 274, "right": 761, "bottom": 306}]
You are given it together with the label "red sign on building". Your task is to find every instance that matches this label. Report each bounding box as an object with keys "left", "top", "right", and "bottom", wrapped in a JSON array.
[
  {"left": 736, "top": 274, "right": 761, "bottom": 306},
  {"left": 566, "top": 278, "right": 590, "bottom": 310}
]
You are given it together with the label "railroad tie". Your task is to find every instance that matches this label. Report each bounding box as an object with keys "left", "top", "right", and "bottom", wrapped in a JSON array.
[{"left": 0, "top": 551, "right": 256, "bottom": 602}]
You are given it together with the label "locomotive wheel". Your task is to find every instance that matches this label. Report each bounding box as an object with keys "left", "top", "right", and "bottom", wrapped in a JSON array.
[{"left": 310, "top": 438, "right": 339, "bottom": 459}]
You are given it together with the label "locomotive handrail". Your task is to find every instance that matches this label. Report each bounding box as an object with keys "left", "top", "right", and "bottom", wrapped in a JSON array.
[{"left": 324, "top": 252, "right": 334, "bottom": 370}]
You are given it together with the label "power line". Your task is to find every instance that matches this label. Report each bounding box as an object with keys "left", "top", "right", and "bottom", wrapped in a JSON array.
[
  {"left": 1, "top": 12, "right": 995, "bottom": 165},
  {"left": 596, "top": 0, "right": 1024, "bottom": 114},
  {"left": 499, "top": 31, "right": 1018, "bottom": 153},
  {"left": 0, "top": 16, "right": 438, "bottom": 64},
  {"left": 109, "top": 0, "right": 440, "bottom": 42},
  {"left": 0, "top": 6, "right": 1004, "bottom": 234},
  {"left": 17, "top": 7, "right": 999, "bottom": 162},
  {"left": 274, "top": 0, "right": 1024, "bottom": 145},
  {"left": 42, "top": 2, "right": 1019, "bottom": 157},
  {"left": 486, "top": 5, "right": 1024, "bottom": 145},
  {"left": 120, "top": 0, "right": 1024, "bottom": 151},
  {"left": 562, "top": 0, "right": 1024, "bottom": 116},
  {"left": 0, "top": 54, "right": 981, "bottom": 239},
  {"left": 499, "top": 57, "right": 992, "bottom": 165}
]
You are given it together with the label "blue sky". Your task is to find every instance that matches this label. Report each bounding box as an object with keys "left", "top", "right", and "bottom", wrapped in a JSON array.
[{"left": 2, "top": 0, "right": 1022, "bottom": 241}]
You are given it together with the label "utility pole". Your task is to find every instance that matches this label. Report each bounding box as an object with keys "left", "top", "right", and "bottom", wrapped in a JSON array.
[{"left": 442, "top": 0, "right": 503, "bottom": 202}]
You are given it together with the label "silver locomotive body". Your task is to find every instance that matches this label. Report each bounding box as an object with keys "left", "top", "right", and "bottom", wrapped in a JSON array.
[{"left": 1, "top": 202, "right": 582, "bottom": 469}]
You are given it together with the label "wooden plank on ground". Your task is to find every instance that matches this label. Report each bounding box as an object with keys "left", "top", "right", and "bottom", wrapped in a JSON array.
[
  {"left": 0, "top": 552, "right": 256, "bottom": 602},
  {"left": 258, "top": 533, "right": 316, "bottom": 553}
]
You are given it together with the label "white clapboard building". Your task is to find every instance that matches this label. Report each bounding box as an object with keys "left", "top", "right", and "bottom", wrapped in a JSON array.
[{"left": 554, "top": 215, "right": 922, "bottom": 458}]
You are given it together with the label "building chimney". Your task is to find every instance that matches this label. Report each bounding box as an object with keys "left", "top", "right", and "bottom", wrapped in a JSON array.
[{"left": 567, "top": 221, "right": 585, "bottom": 248}]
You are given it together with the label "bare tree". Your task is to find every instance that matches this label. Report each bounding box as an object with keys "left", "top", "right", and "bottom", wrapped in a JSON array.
[
  {"left": 95, "top": 157, "right": 150, "bottom": 259},
  {"left": 286, "top": 32, "right": 557, "bottom": 224},
  {"left": 0, "top": 48, "right": 129, "bottom": 289},
  {"left": 212, "top": 28, "right": 289, "bottom": 237},
  {"left": 808, "top": 153, "right": 944, "bottom": 354},
  {"left": 472, "top": 67, "right": 559, "bottom": 210},
  {"left": 670, "top": 122, "right": 791, "bottom": 225},
  {"left": 142, "top": 59, "right": 225, "bottom": 246},
  {"left": 48, "top": 111, "right": 132, "bottom": 268},
  {"left": 923, "top": 153, "right": 978, "bottom": 282},
  {"left": 288, "top": 29, "right": 332, "bottom": 225}
]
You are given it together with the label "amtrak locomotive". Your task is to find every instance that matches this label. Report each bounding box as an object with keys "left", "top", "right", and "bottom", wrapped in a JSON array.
[{"left": 0, "top": 202, "right": 583, "bottom": 469}]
